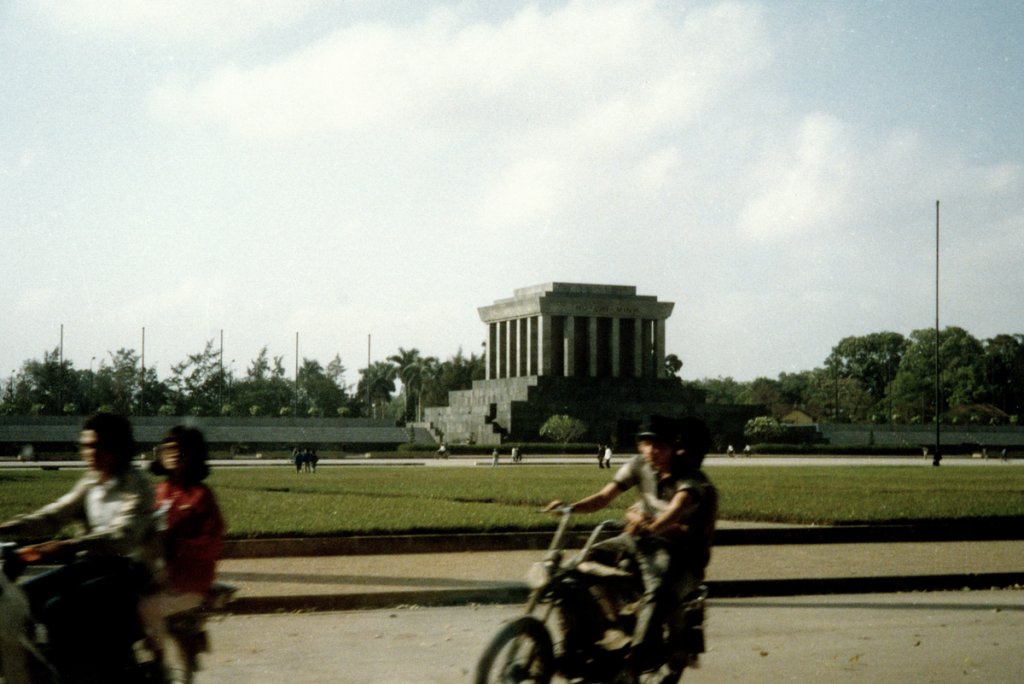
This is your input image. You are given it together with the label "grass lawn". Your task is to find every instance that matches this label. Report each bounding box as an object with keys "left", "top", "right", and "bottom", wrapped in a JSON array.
[{"left": 1, "top": 465, "right": 1022, "bottom": 538}]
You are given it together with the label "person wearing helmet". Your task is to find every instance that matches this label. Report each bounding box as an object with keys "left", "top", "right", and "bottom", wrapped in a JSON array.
[{"left": 545, "top": 415, "right": 717, "bottom": 671}]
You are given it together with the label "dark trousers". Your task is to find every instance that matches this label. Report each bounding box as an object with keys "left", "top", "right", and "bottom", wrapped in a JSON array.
[
  {"left": 22, "top": 557, "right": 145, "bottom": 670},
  {"left": 589, "top": 534, "right": 697, "bottom": 650}
]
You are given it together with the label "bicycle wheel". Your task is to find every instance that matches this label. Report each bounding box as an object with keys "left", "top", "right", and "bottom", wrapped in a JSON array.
[{"left": 475, "top": 616, "right": 554, "bottom": 684}]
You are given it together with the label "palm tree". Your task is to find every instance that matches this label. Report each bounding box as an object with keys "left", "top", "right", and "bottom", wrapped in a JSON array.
[
  {"left": 387, "top": 348, "right": 438, "bottom": 422},
  {"left": 358, "top": 361, "right": 397, "bottom": 419}
]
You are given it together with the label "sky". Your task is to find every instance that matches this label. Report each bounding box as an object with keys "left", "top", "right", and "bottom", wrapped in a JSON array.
[{"left": 2, "top": 0, "right": 1022, "bottom": 388}]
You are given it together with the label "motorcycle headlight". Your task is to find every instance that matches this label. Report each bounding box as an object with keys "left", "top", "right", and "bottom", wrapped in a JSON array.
[{"left": 525, "top": 561, "right": 551, "bottom": 589}]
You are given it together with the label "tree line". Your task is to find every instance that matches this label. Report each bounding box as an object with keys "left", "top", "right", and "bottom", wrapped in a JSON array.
[
  {"left": 0, "top": 341, "right": 483, "bottom": 422},
  {"left": 681, "top": 327, "right": 1023, "bottom": 426},
  {"left": 4, "top": 326, "right": 1022, "bottom": 426}
]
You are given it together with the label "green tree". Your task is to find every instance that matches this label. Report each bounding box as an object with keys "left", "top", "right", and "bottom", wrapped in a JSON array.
[
  {"left": 387, "top": 347, "right": 440, "bottom": 422},
  {"left": 93, "top": 349, "right": 145, "bottom": 415},
  {"left": 982, "top": 334, "right": 1024, "bottom": 418},
  {"left": 421, "top": 348, "right": 484, "bottom": 408},
  {"left": 890, "top": 327, "right": 986, "bottom": 422},
  {"left": 231, "top": 347, "right": 292, "bottom": 417},
  {"left": 664, "top": 353, "right": 683, "bottom": 378},
  {"left": 738, "top": 377, "right": 784, "bottom": 412},
  {"left": 357, "top": 361, "right": 397, "bottom": 419},
  {"left": 825, "top": 332, "right": 906, "bottom": 420},
  {"left": 10, "top": 348, "right": 93, "bottom": 415},
  {"left": 775, "top": 370, "right": 823, "bottom": 413},
  {"left": 743, "top": 416, "right": 785, "bottom": 443},
  {"left": 297, "top": 358, "right": 347, "bottom": 417},
  {"left": 167, "top": 340, "right": 225, "bottom": 416},
  {"left": 693, "top": 376, "right": 745, "bottom": 405},
  {"left": 539, "top": 414, "right": 588, "bottom": 443}
]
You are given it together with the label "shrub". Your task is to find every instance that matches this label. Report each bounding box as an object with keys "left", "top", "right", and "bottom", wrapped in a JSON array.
[
  {"left": 743, "top": 416, "right": 785, "bottom": 443},
  {"left": 539, "top": 415, "right": 588, "bottom": 443}
]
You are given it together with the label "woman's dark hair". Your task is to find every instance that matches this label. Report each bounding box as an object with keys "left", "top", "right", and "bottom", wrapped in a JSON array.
[
  {"left": 151, "top": 425, "right": 211, "bottom": 483},
  {"left": 81, "top": 412, "right": 136, "bottom": 473}
]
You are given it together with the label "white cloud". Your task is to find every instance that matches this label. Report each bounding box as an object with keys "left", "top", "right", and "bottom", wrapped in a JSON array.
[
  {"left": 149, "top": 1, "right": 770, "bottom": 141},
  {"left": 32, "top": 0, "right": 317, "bottom": 45},
  {"left": 737, "top": 113, "right": 856, "bottom": 241}
]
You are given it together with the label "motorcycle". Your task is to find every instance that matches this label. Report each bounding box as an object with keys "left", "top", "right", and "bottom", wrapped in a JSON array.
[
  {"left": 475, "top": 507, "right": 707, "bottom": 684},
  {"left": 0, "top": 541, "right": 235, "bottom": 684}
]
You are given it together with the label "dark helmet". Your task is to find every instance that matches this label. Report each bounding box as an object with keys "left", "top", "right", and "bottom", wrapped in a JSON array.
[{"left": 635, "top": 415, "right": 678, "bottom": 444}]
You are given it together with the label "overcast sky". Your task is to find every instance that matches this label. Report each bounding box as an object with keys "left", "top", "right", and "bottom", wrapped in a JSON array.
[{"left": 2, "top": 0, "right": 1021, "bottom": 388}]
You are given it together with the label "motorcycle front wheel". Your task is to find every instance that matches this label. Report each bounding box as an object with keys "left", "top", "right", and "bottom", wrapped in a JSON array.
[{"left": 475, "top": 616, "right": 554, "bottom": 684}]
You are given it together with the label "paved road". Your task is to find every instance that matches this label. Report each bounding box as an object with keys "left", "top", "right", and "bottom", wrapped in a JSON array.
[{"left": 196, "top": 590, "right": 1024, "bottom": 683}]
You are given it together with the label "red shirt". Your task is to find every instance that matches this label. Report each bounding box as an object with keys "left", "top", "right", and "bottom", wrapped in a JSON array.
[{"left": 155, "top": 481, "right": 225, "bottom": 594}]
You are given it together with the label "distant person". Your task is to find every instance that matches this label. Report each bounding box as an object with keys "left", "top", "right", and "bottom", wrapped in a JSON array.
[
  {"left": 437, "top": 443, "right": 448, "bottom": 459},
  {"left": 309, "top": 448, "right": 319, "bottom": 473},
  {"left": 491, "top": 448, "right": 499, "bottom": 467},
  {"left": 602, "top": 444, "right": 613, "bottom": 469},
  {"left": 726, "top": 444, "right": 735, "bottom": 458},
  {"left": 1002, "top": 448, "right": 1009, "bottom": 462},
  {"left": 511, "top": 446, "right": 520, "bottom": 463},
  {"left": 140, "top": 425, "right": 225, "bottom": 678},
  {"left": 743, "top": 444, "right": 751, "bottom": 457},
  {"left": 597, "top": 444, "right": 606, "bottom": 469},
  {"left": 293, "top": 447, "right": 303, "bottom": 473}
]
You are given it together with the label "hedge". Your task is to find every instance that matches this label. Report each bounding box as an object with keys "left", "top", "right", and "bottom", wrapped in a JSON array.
[{"left": 396, "top": 442, "right": 602, "bottom": 455}]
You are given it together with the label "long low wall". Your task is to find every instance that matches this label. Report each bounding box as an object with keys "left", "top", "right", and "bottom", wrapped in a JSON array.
[
  {"left": 0, "top": 415, "right": 435, "bottom": 454},
  {"left": 818, "top": 424, "right": 1024, "bottom": 448}
]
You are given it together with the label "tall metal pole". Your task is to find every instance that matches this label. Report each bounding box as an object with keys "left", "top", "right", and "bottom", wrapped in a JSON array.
[
  {"left": 59, "top": 323, "right": 64, "bottom": 411},
  {"left": 367, "top": 334, "right": 372, "bottom": 418},
  {"left": 140, "top": 326, "right": 146, "bottom": 416},
  {"left": 89, "top": 356, "right": 96, "bottom": 414},
  {"left": 933, "top": 201, "right": 941, "bottom": 466}
]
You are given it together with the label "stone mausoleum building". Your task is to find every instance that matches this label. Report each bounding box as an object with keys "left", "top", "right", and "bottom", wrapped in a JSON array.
[{"left": 424, "top": 283, "right": 717, "bottom": 446}]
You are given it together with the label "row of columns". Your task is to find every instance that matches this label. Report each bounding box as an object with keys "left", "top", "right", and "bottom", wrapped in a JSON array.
[{"left": 485, "top": 315, "right": 667, "bottom": 380}]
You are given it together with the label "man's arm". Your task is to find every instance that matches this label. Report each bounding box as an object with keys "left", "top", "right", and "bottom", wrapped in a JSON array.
[
  {"left": 630, "top": 489, "right": 697, "bottom": 537},
  {"left": 0, "top": 476, "right": 91, "bottom": 540},
  {"left": 545, "top": 481, "right": 622, "bottom": 514}
]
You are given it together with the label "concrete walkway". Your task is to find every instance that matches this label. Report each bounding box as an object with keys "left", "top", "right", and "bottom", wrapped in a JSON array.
[{"left": 217, "top": 534, "right": 1024, "bottom": 614}]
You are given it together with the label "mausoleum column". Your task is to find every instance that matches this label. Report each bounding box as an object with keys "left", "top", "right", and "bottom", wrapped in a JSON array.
[
  {"left": 631, "top": 320, "right": 639, "bottom": 377},
  {"left": 524, "top": 317, "right": 533, "bottom": 375},
  {"left": 588, "top": 317, "right": 599, "bottom": 378},
  {"left": 654, "top": 319, "right": 667, "bottom": 378},
  {"left": 486, "top": 322, "right": 496, "bottom": 380},
  {"left": 539, "top": 315, "right": 552, "bottom": 376},
  {"left": 564, "top": 316, "right": 576, "bottom": 377},
  {"left": 505, "top": 320, "right": 515, "bottom": 378},
  {"left": 642, "top": 319, "right": 654, "bottom": 377},
  {"left": 611, "top": 318, "right": 621, "bottom": 378}
]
